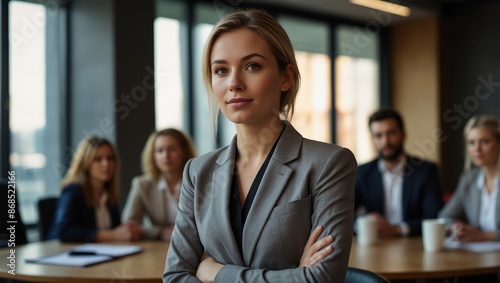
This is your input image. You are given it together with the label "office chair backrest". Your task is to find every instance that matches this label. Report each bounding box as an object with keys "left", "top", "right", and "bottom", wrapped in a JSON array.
[
  {"left": 37, "top": 197, "right": 58, "bottom": 241},
  {"left": 345, "top": 267, "right": 391, "bottom": 283},
  {"left": 0, "top": 178, "right": 28, "bottom": 247}
]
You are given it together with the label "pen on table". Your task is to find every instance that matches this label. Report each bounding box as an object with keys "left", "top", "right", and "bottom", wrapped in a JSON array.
[{"left": 68, "top": 251, "right": 98, "bottom": 256}]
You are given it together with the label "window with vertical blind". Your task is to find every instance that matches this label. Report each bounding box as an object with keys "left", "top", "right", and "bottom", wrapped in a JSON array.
[
  {"left": 4, "top": 0, "right": 66, "bottom": 230},
  {"left": 279, "top": 15, "right": 332, "bottom": 143},
  {"left": 335, "top": 25, "right": 380, "bottom": 164},
  {"left": 155, "top": 0, "right": 186, "bottom": 131}
]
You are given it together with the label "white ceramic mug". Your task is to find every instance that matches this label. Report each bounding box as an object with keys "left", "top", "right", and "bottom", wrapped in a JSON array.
[
  {"left": 357, "top": 216, "right": 377, "bottom": 246},
  {"left": 422, "top": 219, "right": 447, "bottom": 252}
]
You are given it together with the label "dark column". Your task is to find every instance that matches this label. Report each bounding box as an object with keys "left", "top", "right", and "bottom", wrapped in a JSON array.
[
  {"left": 114, "top": 0, "right": 156, "bottom": 204},
  {"left": 1, "top": 0, "right": 10, "bottom": 177},
  {"left": 69, "top": 0, "right": 155, "bottom": 207}
]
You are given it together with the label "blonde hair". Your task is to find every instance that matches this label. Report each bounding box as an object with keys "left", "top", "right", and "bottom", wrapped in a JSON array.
[
  {"left": 141, "top": 128, "right": 196, "bottom": 180},
  {"left": 463, "top": 114, "right": 500, "bottom": 173},
  {"left": 201, "top": 8, "right": 301, "bottom": 127},
  {"left": 61, "top": 136, "right": 120, "bottom": 207}
]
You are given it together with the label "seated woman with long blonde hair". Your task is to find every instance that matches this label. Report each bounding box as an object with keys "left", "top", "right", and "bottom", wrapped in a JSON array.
[{"left": 49, "top": 136, "right": 140, "bottom": 242}]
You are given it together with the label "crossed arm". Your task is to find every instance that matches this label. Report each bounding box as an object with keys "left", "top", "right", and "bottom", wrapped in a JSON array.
[{"left": 196, "top": 225, "right": 335, "bottom": 282}]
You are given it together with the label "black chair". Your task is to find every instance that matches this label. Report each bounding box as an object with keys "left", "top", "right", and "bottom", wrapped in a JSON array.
[
  {"left": 0, "top": 178, "right": 28, "bottom": 247},
  {"left": 37, "top": 197, "right": 58, "bottom": 241},
  {"left": 345, "top": 267, "right": 391, "bottom": 283}
]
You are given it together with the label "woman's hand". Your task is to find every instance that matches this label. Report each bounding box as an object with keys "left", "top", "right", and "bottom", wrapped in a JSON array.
[
  {"left": 300, "top": 225, "right": 334, "bottom": 268},
  {"left": 95, "top": 222, "right": 142, "bottom": 242},
  {"left": 114, "top": 223, "right": 142, "bottom": 241},
  {"left": 196, "top": 254, "right": 223, "bottom": 283},
  {"left": 453, "top": 221, "right": 496, "bottom": 242}
]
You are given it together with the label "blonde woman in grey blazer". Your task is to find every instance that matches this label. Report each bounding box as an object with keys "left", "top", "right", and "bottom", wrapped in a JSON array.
[
  {"left": 122, "top": 129, "right": 195, "bottom": 240},
  {"left": 163, "top": 9, "right": 357, "bottom": 283},
  {"left": 439, "top": 115, "right": 500, "bottom": 242}
]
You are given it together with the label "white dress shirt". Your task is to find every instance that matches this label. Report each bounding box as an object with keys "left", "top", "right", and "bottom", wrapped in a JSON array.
[
  {"left": 477, "top": 172, "right": 498, "bottom": 232},
  {"left": 95, "top": 191, "right": 112, "bottom": 230},
  {"left": 379, "top": 157, "right": 405, "bottom": 224},
  {"left": 378, "top": 156, "right": 410, "bottom": 235},
  {"left": 158, "top": 178, "right": 181, "bottom": 225}
]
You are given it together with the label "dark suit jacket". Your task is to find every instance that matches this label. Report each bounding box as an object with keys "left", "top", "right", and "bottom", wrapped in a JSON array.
[
  {"left": 48, "top": 183, "right": 120, "bottom": 242},
  {"left": 164, "top": 122, "right": 357, "bottom": 283},
  {"left": 355, "top": 156, "right": 443, "bottom": 235}
]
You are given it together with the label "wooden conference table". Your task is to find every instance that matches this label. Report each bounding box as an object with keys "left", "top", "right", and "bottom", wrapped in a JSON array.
[
  {"left": 1, "top": 237, "right": 500, "bottom": 282},
  {"left": 0, "top": 240, "right": 168, "bottom": 283},
  {"left": 348, "top": 237, "right": 500, "bottom": 280}
]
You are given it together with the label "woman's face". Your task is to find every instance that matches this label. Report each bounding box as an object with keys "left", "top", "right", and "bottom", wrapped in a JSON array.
[
  {"left": 466, "top": 127, "right": 500, "bottom": 168},
  {"left": 210, "top": 28, "right": 292, "bottom": 126},
  {"left": 154, "top": 135, "right": 185, "bottom": 175},
  {"left": 88, "top": 145, "right": 115, "bottom": 185}
]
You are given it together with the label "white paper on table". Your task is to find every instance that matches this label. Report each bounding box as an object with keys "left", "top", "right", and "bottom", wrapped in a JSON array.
[
  {"left": 70, "top": 243, "right": 142, "bottom": 257},
  {"left": 25, "top": 243, "right": 143, "bottom": 267},
  {"left": 25, "top": 252, "right": 112, "bottom": 267},
  {"left": 444, "top": 240, "right": 500, "bottom": 253}
]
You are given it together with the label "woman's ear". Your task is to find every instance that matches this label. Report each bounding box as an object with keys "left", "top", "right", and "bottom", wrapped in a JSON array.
[{"left": 280, "top": 64, "right": 293, "bottom": 92}]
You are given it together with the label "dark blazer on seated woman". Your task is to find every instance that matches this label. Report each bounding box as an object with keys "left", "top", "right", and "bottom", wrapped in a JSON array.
[{"left": 48, "top": 183, "right": 120, "bottom": 242}]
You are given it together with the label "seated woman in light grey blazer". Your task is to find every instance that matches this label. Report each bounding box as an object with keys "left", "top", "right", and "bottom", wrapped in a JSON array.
[
  {"left": 163, "top": 9, "right": 357, "bottom": 283},
  {"left": 122, "top": 129, "right": 196, "bottom": 240},
  {"left": 439, "top": 115, "right": 500, "bottom": 242}
]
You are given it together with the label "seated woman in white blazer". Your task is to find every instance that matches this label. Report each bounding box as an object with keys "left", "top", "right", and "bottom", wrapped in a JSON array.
[
  {"left": 122, "top": 129, "right": 196, "bottom": 240},
  {"left": 163, "top": 9, "right": 357, "bottom": 283}
]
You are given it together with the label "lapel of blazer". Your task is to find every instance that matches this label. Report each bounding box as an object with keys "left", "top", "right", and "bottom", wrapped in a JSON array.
[
  {"left": 495, "top": 179, "right": 500, "bottom": 230},
  {"left": 401, "top": 156, "right": 415, "bottom": 220},
  {"left": 371, "top": 162, "right": 385, "bottom": 216},
  {"left": 242, "top": 122, "right": 299, "bottom": 265},
  {"left": 468, "top": 170, "right": 482, "bottom": 227},
  {"left": 211, "top": 138, "right": 244, "bottom": 266}
]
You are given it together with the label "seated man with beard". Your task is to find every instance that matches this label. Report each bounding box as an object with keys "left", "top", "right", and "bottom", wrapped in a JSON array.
[{"left": 355, "top": 109, "right": 443, "bottom": 237}]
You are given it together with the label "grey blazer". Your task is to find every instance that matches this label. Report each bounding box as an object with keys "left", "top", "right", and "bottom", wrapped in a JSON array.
[
  {"left": 122, "top": 175, "right": 176, "bottom": 239},
  {"left": 163, "top": 122, "right": 357, "bottom": 283},
  {"left": 438, "top": 168, "right": 500, "bottom": 241}
]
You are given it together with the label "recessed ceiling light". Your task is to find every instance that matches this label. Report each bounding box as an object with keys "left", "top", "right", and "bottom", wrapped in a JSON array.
[{"left": 350, "top": 0, "right": 411, "bottom": 17}]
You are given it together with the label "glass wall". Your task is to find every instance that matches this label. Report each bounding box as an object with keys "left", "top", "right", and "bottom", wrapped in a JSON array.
[
  {"left": 9, "top": 1, "right": 47, "bottom": 224},
  {"left": 335, "top": 25, "right": 380, "bottom": 164},
  {"left": 279, "top": 16, "right": 332, "bottom": 143},
  {"left": 155, "top": 1, "right": 186, "bottom": 131}
]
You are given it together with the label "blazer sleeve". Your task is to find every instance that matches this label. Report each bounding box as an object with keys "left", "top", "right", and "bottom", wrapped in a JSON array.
[
  {"left": 50, "top": 185, "right": 97, "bottom": 242},
  {"left": 406, "top": 163, "right": 443, "bottom": 235},
  {"left": 438, "top": 173, "right": 469, "bottom": 224},
  {"left": 122, "top": 177, "right": 163, "bottom": 239},
  {"left": 214, "top": 147, "right": 357, "bottom": 282},
  {"left": 163, "top": 159, "right": 204, "bottom": 283},
  {"left": 122, "top": 177, "right": 161, "bottom": 239}
]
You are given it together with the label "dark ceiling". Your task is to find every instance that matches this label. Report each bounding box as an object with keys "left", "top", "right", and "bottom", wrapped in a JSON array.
[{"left": 243, "top": 0, "right": 485, "bottom": 25}]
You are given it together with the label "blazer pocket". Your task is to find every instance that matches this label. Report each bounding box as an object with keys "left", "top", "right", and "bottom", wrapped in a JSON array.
[
  {"left": 270, "top": 195, "right": 312, "bottom": 267},
  {"left": 270, "top": 194, "right": 312, "bottom": 219}
]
